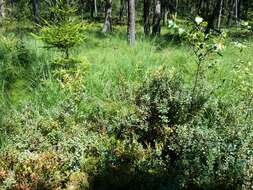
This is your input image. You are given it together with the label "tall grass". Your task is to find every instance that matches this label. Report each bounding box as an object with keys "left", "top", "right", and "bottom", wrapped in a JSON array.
[{"left": 1, "top": 25, "right": 253, "bottom": 110}]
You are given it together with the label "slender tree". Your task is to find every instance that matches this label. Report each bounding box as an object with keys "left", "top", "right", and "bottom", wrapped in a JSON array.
[
  {"left": 143, "top": 0, "right": 151, "bottom": 35},
  {"left": 128, "top": 0, "right": 135, "bottom": 45},
  {"left": 94, "top": 0, "right": 97, "bottom": 17},
  {"left": 119, "top": 0, "right": 126, "bottom": 22},
  {"left": 90, "top": 0, "right": 97, "bottom": 18},
  {"left": 241, "top": 0, "right": 250, "bottom": 19},
  {"left": 161, "top": 0, "right": 168, "bottom": 25},
  {"left": 102, "top": 0, "right": 112, "bottom": 33},
  {"left": 152, "top": 0, "right": 161, "bottom": 35},
  {"left": 235, "top": 0, "right": 240, "bottom": 27},
  {"left": 227, "top": 0, "right": 235, "bottom": 26},
  {"left": 217, "top": 0, "right": 224, "bottom": 29},
  {"left": 32, "top": 0, "right": 40, "bottom": 24},
  {"left": 175, "top": 0, "right": 178, "bottom": 19}
]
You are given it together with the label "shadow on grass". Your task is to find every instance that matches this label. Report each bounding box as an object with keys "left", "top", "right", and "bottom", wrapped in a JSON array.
[
  {"left": 90, "top": 166, "right": 235, "bottom": 190},
  {"left": 92, "top": 168, "right": 178, "bottom": 190}
]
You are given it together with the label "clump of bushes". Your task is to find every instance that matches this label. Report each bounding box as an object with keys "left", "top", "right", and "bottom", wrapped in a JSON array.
[
  {"left": 115, "top": 68, "right": 253, "bottom": 189},
  {"left": 2, "top": 64, "right": 253, "bottom": 189},
  {"left": 0, "top": 94, "right": 158, "bottom": 190}
]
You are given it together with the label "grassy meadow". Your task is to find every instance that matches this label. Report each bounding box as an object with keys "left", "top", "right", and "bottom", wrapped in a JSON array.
[{"left": 1, "top": 22, "right": 253, "bottom": 189}]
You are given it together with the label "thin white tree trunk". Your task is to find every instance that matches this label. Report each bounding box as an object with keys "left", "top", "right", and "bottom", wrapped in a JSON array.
[
  {"left": 164, "top": 10, "right": 169, "bottom": 25},
  {"left": 102, "top": 0, "right": 112, "bottom": 33},
  {"left": 217, "top": 0, "right": 224, "bottom": 29},
  {"left": 128, "top": 0, "right": 135, "bottom": 45},
  {"left": 235, "top": 0, "right": 240, "bottom": 27},
  {"left": 152, "top": 0, "right": 161, "bottom": 35},
  {"left": 94, "top": 0, "right": 97, "bottom": 17}
]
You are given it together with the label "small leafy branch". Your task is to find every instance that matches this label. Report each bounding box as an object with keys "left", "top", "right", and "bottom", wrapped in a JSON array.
[
  {"left": 187, "top": 17, "right": 226, "bottom": 99},
  {"left": 168, "top": 17, "right": 227, "bottom": 100}
]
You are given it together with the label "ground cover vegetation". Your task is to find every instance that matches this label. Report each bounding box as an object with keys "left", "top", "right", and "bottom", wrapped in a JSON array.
[{"left": 0, "top": 0, "right": 253, "bottom": 189}]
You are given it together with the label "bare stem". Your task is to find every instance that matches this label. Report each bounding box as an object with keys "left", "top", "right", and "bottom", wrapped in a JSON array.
[{"left": 191, "top": 59, "right": 202, "bottom": 106}]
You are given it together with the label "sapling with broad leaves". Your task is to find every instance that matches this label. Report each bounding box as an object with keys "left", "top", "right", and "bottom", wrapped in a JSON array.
[
  {"left": 168, "top": 17, "right": 227, "bottom": 103},
  {"left": 187, "top": 17, "right": 227, "bottom": 100}
]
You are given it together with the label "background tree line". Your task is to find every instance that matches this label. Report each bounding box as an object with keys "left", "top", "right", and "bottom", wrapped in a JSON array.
[{"left": 0, "top": 0, "right": 252, "bottom": 44}]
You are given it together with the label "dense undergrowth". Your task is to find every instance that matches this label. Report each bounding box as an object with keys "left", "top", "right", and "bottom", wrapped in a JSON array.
[{"left": 1, "top": 22, "right": 253, "bottom": 190}]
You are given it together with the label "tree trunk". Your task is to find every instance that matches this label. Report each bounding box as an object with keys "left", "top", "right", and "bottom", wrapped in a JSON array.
[
  {"left": 90, "top": 0, "right": 94, "bottom": 18},
  {"left": 227, "top": 0, "right": 235, "bottom": 26},
  {"left": 119, "top": 0, "right": 125, "bottom": 22},
  {"left": 175, "top": 0, "right": 178, "bottom": 19},
  {"left": 102, "top": 0, "right": 112, "bottom": 33},
  {"left": 235, "top": 0, "right": 240, "bottom": 27},
  {"left": 94, "top": 0, "right": 97, "bottom": 17},
  {"left": 0, "top": 0, "right": 5, "bottom": 17},
  {"left": 217, "top": 0, "right": 224, "bottom": 29},
  {"left": 143, "top": 0, "right": 151, "bottom": 35},
  {"left": 152, "top": 0, "right": 161, "bottom": 36},
  {"left": 162, "top": 0, "right": 168, "bottom": 25},
  {"left": 241, "top": 0, "right": 250, "bottom": 19},
  {"left": 164, "top": 10, "right": 169, "bottom": 25},
  {"left": 128, "top": 0, "right": 135, "bottom": 45},
  {"left": 90, "top": 0, "right": 98, "bottom": 18},
  {"left": 32, "top": 0, "right": 40, "bottom": 24},
  {"left": 204, "top": 0, "right": 220, "bottom": 33}
]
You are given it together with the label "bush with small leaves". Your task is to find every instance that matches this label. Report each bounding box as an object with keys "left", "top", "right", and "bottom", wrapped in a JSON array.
[
  {"left": 114, "top": 67, "right": 253, "bottom": 189},
  {"left": 168, "top": 17, "right": 227, "bottom": 101}
]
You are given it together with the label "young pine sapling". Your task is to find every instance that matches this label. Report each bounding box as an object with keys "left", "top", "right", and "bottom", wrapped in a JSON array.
[{"left": 34, "top": 0, "right": 85, "bottom": 59}]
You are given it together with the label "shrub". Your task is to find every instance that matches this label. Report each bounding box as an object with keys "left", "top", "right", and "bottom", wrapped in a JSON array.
[
  {"left": 51, "top": 56, "right": 89, "bottom": 93},
  {"left": 119, "top": 69, "right": 207, "bottom": 145},
  {"left": 115, "top": 67, "right": 253, "bottom": 189},
  {"left": 0, "top": 99, "right": 100, "bottom": 189}
]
